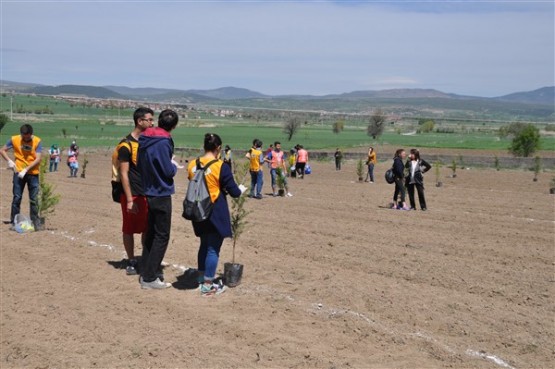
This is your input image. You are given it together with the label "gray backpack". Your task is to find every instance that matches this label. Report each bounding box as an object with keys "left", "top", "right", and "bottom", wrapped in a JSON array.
[{"left": 182, "top": 158, "right": 218, "bottom": 222}]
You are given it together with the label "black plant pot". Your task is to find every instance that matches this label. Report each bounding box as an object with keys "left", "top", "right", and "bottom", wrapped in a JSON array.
[
  {"left": 436, "top": 182, "right": 443, "bottom": 187},
  {"left": 34, "top": 217, "right": 45, "bottom": 231},
  {"left": 550, "top": 187, "right": 555, "bottom": 194},
  {"left": 224, "top": 262, "right": 244, "bottom": 287},
  {"left": 278, "top": 189, "right": 285, "bottom": 197}
]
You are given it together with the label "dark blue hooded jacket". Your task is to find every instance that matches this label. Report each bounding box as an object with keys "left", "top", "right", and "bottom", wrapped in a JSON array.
[{"left": 138, "top": 127, "right": 177, "bottom": 197}]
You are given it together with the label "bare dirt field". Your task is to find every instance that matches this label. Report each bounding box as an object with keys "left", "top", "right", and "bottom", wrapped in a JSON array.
[{"left": 1, "top": 151, "right": 554, "bottom": 369}]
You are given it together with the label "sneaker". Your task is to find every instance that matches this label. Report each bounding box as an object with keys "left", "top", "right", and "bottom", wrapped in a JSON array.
[
  {"left": 272, "top": 193, "right": 278, "bottom": 197},
  {"left": 421, "top": 208, "right": 427, "bottom": 211},
  {"left": 286, "top": 192, "right": 293, "bottom": 197},
  {"left": 400, "top": 205, "right": 411, "bottom": 211},
  {"left": 140, "top": 277, "right": 171, "bottom": 289},
  {"left": 255, "top": 194, "right": 263, "bottom": 199},
  {"left": 200, "top": 281, "right": 226, "bottom": 296},
  {"left": 126, "top": 259, "right": 138, "bottom": 275}
]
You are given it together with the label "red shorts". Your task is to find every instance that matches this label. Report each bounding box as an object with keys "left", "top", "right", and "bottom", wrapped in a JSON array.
[{"left": 120, "top": 195, "right": 148, "bottom": 234}]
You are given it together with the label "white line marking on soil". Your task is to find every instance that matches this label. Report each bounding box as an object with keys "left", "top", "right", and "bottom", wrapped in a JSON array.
[{"left": 466, "top": 349, "right": 516, "bottom": 369}]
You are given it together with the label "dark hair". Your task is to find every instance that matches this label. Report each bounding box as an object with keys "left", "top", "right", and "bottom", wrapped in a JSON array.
[
  {"left": 252, "top": 138, "right": 262, "bottom": 148},
  {"left": 133, "top": 107, "right": 154, "bottom": 126},
  {"left": 410, "top": 148, "right": 420, "bottom": 160},
  {"left": 20, "top": 124, "right": 33, "bottom": 135},
  {"left": 158, "top": 109, "right": 179, "bottom": 131},
  {"left": 204, "top": 133, "right": 222, "bottom": 151},
  {"left": 394, "top": 148, "right": 405, "bottom": 158},
  {"left": 274, "top": 141, "right": 281, "bottom": 146},
  {"left": 225, "top": 145, "right": 231, "bottom": 151}
]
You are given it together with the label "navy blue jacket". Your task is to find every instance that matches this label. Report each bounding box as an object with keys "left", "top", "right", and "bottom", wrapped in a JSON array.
[
  {"left": 138, "top": 127, "right": 177, "bottom": 197},
  {"left": 392, "top": 156, "right": 405, "bottom": 179},
  {"left": 192, "top": 161, "right": 241, "bottom": 238}
]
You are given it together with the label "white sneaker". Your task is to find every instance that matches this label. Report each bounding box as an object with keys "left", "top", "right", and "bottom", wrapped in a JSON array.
[
  {"left": 286, "top": 192, "right": 293, "bottom": 197},
  {"left": 140, "top": 277, "right": 171, "bottom": 289}
]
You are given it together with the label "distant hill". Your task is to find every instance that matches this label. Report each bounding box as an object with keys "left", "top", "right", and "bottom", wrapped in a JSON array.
[
  {"left": 0, "top": 80, "right": 43, "bottom": 91},
  {"left": 104, "top": 85, "right": 184, "bottom": 97},
  {"left": 26, "top": 85, "right": 124, "bottom": 99},
  {"left": 186, "top": 87, "right": 267, "bottom": 100},
  {"left": 495, "top": 86, "right": 554, "bottom": 105}
]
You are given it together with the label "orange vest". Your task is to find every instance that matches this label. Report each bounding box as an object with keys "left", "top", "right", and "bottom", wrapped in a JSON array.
[
  {"left": 297, "top": 149, "right": 308, "bottom": 163},
  {"left": 270, "top": 150, "right": 284, "bottom": 169},
  {"left": 11, "top": 135, "right": 41, "bottom": 175},
  {"left": 187, "top": 157, "right": 224, "bottom": 203}
]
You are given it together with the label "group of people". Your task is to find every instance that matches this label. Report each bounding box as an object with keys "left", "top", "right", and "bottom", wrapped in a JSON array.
[
  {"left": 390, "top": 148, "right": 431, "bottom": 211},
  {"left": 111, "top": 107, "right": 245, "bottom": 295},
  {"left": 46, "top": 140, "right": 80, "bottom": 177}
]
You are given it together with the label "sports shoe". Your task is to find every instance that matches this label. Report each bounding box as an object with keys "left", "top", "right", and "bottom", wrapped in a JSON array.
[
  {"left": 200, "top": 281, "right": 226, "bottom": 296},
  {"left": 286, "top": 192, "right": 293, "bottom": 197},
  {"left": 126, "top": 259, "right": 138, "bottom": 275},
  {"left": 255, "top": 194, "right": 263, "bottom": 199},
  {"left": 140, "top": 277, "right": 171, "bottom": 289}
]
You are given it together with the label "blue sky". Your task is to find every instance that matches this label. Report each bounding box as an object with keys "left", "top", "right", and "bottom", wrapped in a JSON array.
[{"left": 1, "top": 0, "right": 553, "bottom": 97}]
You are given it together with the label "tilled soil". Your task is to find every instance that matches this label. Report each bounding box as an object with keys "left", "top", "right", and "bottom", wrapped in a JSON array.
[{"left": 1, "top": 152, "right": 553, "bottom": 368}]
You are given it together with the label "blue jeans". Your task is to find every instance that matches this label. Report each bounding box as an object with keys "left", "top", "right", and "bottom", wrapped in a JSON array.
[
  {"left": 49, "top": 160, "right": 58, "bottom": 172},
  {"left": 198, "top": 232, "right": 224, "bottom": 280},
  {"left": 249, "top": 170, "right": 263, "bottom": 197},
  {"left": 367, "top": 163, "right": 374, "bottom": 182},
  {"left": 11, "top": 172, "right": 39, "bottom": 224}
]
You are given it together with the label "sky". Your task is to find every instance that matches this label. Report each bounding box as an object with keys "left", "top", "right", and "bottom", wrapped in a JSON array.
[{"left": 1, "top": 0, "right": 554, "bottom": 97}]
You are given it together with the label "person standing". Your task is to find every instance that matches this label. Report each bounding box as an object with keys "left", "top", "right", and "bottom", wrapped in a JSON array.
[
  {"left": 67, "top": 142, "right": 79, "bottom": 177},
  {"left": 187, "top": 133, "right": 245, "bottom": 296},
  {"left": 295, "top": 145, "right": 309, "bottom": 179},
  {"left": 267, "top": 141, "right": 292, "bottom": 197},
  {"left": 48, "top": 144, "right": 60, "bottom": 172},
  {"left": 366, "top": 146, "right": 377, "bottom": 183},
  {"left": 391, "top": 148, "right": 409, "bottom": 210},
  {"left": 113, "top": 107, "right": 154, "bottom": 275},
  {"left": 246, "top": 139, "right": 265, "bottom": 199},
  {"left": 334, "top": 148, "right": 342, "bottom": 170},
  {"left": 288, "top": 148, "right": 297, "bottom": 178},
  {"left": 223, "top": 145, "right": 233, "bottom": 172},
  {"left": 137, "top": 109, "right": 181, "bottom": 289},
  {"left": 0, "top": 124, "right": 43, "bottom": 229},
  {"left": 405, "top": 148, "right": 431, "bottom": 211}
]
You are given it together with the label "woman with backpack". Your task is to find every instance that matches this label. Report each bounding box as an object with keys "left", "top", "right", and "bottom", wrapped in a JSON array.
[
  {"left": 405, "top": 148, "right": 431, "bottom": 211},
  {"left": 186, "top": 133, "right": 246, "bottom": 296}
]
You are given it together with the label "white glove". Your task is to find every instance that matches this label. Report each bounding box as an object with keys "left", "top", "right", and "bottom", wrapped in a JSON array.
[
  {"left": 171, "top": 156, "right": 184, "bottom": 169},
  {"left": 7, "top": 160, "right": 15, "bottom": 170},
  {"left": 238, "top": 184, "right": 247, "bottom": 194},
  {"left": 18, "top": 169, "right": 27, "bottom": 179}
]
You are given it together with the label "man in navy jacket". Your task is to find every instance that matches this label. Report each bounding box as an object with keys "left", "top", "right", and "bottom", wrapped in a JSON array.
[{"left": 137, "top": 109, "right": 181, "bottom": 289}]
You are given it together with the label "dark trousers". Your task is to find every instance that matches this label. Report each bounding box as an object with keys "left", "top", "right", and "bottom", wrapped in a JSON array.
[
  {"left": 142, "top": 196, "right": 172, "bottom": 282},
  {"left": 335, "top": 159, "right": 341, "bottom": 170},
  {"left": 11, "top": 173, "right": 39, "bottom": 224},
  {"left": 393, "top": 177, "right": 406, "bottom": 204},
  {"left": 407, "top": 183, "right": 427, "bottom": 209},
  {"left": 296, "top": 162, "right": 306, "bottom": 178},
  {"left": 367, "top": 163, "right": 374, "bottom": 182}
]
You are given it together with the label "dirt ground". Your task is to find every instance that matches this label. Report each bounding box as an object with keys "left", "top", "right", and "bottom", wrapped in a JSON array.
[{"left": 1, "top": 151, "right": 554, "bottom": 369}]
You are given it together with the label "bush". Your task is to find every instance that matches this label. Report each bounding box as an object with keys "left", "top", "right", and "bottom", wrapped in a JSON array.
[{"left": 509, "top": 124, "right": 540, "bottom": 157}]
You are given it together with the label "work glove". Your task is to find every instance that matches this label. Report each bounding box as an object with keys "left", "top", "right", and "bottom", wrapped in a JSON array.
[
  {"left": 17, "top": 169, "right": 28, "bottom": 179},
  {"left": 238, "top": 184, "right": 247, "bottom": 194},
  {"left": 7, "top": 160, "right": 15, "bottom": 170}
]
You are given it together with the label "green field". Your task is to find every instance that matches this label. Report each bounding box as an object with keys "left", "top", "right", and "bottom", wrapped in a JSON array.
[{"left": 1, "top": 94, "right": 553, "bottom": 152}]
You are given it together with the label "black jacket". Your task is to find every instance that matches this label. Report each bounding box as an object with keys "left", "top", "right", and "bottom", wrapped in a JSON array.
[
  {"left": 392, "top": 156, "right": 405, "bottom": 179},
  {"left": 405, "top": 159, "right": 431, "bottom": 186}
]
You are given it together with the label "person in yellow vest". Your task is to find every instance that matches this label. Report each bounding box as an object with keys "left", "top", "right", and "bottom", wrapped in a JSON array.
[
  {"left": 0, "top": 124, "right": 43, "bottom": 228},
  {"left": 245, "top": 138, "right": 265, "bottom": 199},
  {"left": 112, "top": 107, "right": 154, "bottom": 275},
  {"left": 366, "top": 146, "right": 377, "bottom": 183},
  {"left": 187, "top": 133, "right": 246, "bottom": 296}
]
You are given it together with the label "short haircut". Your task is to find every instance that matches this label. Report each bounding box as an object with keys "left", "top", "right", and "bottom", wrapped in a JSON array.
[
  {"left": 204, "top": 133, "right": 222, "bottom": 151},
  {"left": 274, "top": 141, "right": 281, "bottom": 146},
  {"left": 20, "top": 124, "right": 33, "bottom": 135},
  {"left": 133, "top": 107, "right": 154, "bottom": 126},
  {"left": 158, "top": 109, "right": 179, "bottom": 131}
]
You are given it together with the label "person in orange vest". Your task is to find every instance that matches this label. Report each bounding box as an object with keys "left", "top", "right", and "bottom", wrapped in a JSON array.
[
  {"left": 266, "top": 141, "right": 292, "bottom": 197},
  {"left": 0, "top": 124, "right": 43, "bottom": 228},
  {"left": 296, "top": 145, "right": 309, "bottom": 179}
]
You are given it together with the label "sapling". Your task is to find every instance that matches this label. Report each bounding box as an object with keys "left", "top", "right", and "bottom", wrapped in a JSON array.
[
  {"left": 276, "top": 167, "right": 285, "bottom": 195},
  {"left": 356, "top": 158, "right": 364, "bottom": 181},
  {"left": 228, "top": 161, "right": 251, "bottom": 284},
  {"left": 494, "top": 155, "right": 500, "bottom": 171},
  {"left": 533, "top": 156, "right": 541, "bottom": 182},
  {"left": 449, "top": 159, "right": 457, "bottom": 178},
  {"left": 434, "top": 161, "right": 442, "bottom": 187},
  {"left": 34, "top": 157, "right": 61, "bottom": 230},
  {"left": 550, "top": 177, "right": 555, "bottom": 194},
  {"left": 80, "top": 155, "right": 89, "bottom": 178}
]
